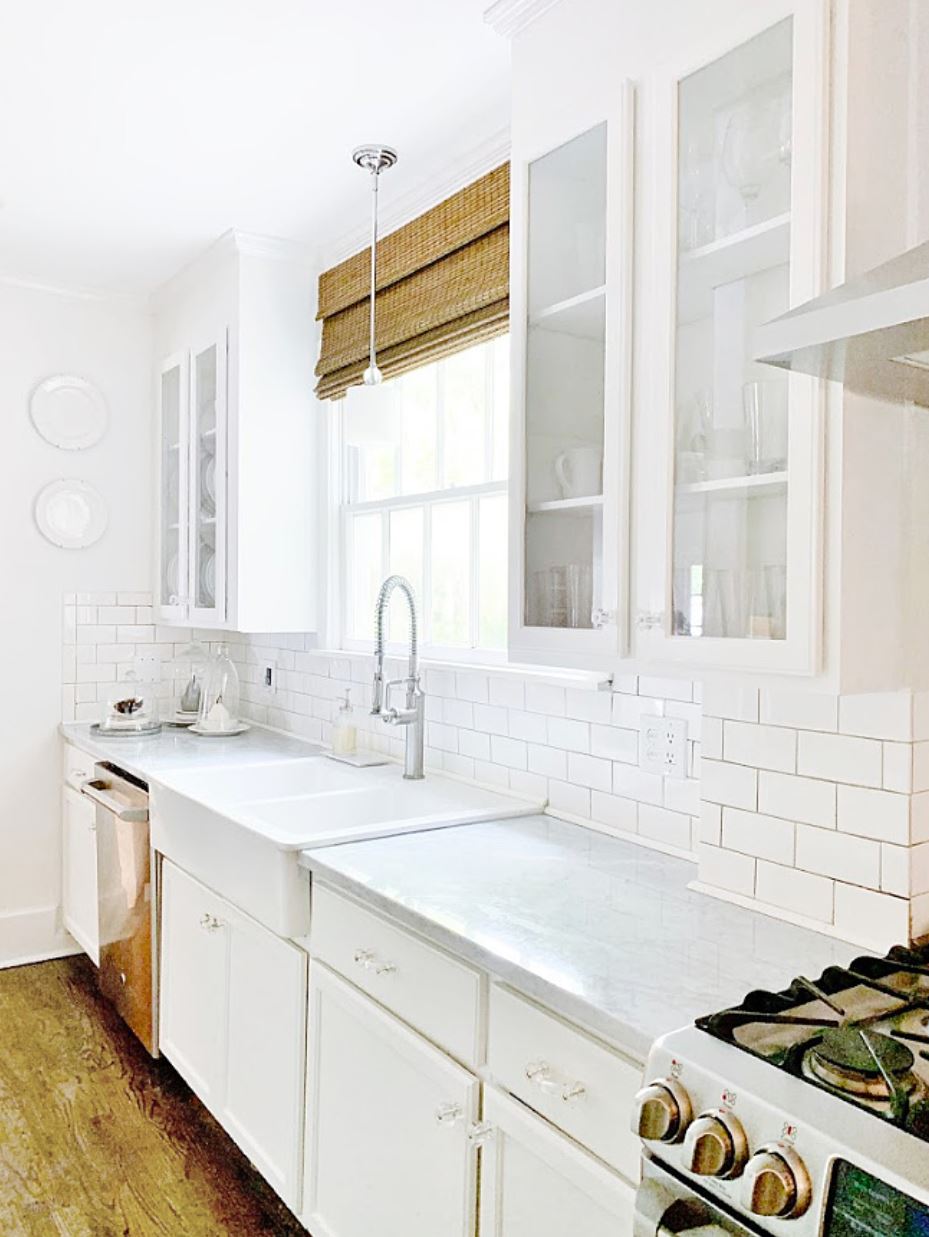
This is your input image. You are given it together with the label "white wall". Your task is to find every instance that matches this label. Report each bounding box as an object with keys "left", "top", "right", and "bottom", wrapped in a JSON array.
[{"left": 0, "top": 280, "right": 152, "bottom": 966}]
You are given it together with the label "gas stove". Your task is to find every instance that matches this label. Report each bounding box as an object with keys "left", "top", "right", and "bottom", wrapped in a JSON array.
[{"left": 632, "top": 943, "right": 929, "bottom": 1236}]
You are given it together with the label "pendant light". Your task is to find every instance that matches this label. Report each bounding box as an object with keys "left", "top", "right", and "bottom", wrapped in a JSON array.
[{"left": 352, "top": 144, "right": 398, "bottom": 386}]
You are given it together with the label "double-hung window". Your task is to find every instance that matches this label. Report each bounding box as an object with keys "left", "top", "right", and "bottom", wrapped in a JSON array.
[{"left": 340, "top": 335, "right": 509, "bottom": 659}]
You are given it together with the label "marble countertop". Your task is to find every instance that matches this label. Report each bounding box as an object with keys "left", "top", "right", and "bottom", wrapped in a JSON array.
[
  {"left": 299, "top": 815, "right": 860, "bottom": 1061},
  {"left": 60, "top": 721, "right": 321, "bottom": 784}
]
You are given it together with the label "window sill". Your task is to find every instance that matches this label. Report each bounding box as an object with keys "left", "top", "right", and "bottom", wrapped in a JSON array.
[{"left": 321, "top": 647, "right": 613, "bottom": 691}]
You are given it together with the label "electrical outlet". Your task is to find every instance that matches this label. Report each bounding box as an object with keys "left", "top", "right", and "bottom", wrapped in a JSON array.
[
  {"left": 260, "top": 660, "right": 276, "bottom": 697},
  {"left": 132, "top": 654, "right": 161, "bottom": 684},
  {"left": 638, "top": 716, "right": 688, "bottom": 779}
]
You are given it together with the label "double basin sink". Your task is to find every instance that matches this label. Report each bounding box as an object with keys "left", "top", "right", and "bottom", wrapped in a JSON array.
[{"left": 151, "top": 755, "right": 540, "bottom": 936}]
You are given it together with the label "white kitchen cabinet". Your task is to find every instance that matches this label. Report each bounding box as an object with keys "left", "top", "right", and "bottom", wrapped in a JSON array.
[
  {"left": 159, "top": 860, "right": 307, "bottom": 1209},
  {"left": 508, "top": 83, "right": 635, "bottom": 670},
  {"left": 634, "top": 0, "right": 828, "bottom": 675},
  {"left": 302, "top": 962, "right": 480, "bottom": 1237},
  {"left": 480, "top": 1087, "right": 635, "bottom": 1237},
  {"left": 61, "top": 785, "right": 99, "bottom": 965},
  {"left": 153, "top": 230, "right": 317, "bottom": 633}
]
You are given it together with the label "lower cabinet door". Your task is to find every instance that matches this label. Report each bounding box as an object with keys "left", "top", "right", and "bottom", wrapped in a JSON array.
[
  {"left": 222, "top": 902, "right": 307, "bottom": 1209},
  {"left": 303, "top": 962, "right": 480, "bottom": 1237},
  {"left": 159, "top": 861, "right": 228, "bottom": 1107},
  {"left": 480, "top": 1087, "right": 636, "bottom": 1237},
  {"left": 61, "top": 786, "right": 100, "bottom": 964}
]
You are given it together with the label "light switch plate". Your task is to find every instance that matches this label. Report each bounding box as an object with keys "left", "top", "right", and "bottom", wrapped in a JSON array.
[{"left": 639, "top": 716, "right": 688, "bottom": 779}]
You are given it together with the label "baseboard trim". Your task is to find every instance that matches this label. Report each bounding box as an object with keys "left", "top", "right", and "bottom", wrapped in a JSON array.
[{"left": 0, "top": 905, "right": 81, "bottom": 970}]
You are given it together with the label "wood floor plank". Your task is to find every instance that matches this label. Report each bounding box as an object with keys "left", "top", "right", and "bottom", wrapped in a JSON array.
[{"left": 0, "top": 956, "right": 309, "bottom": 1236}]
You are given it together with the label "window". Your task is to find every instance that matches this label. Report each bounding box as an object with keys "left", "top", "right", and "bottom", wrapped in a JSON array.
[{"left": 340, "top": 335, "right": 509, "bottom": 658}]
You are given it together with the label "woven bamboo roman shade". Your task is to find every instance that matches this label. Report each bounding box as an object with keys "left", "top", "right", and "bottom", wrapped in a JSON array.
[{"left": 315, "top": 163, "right": 509, "bottom": 401}]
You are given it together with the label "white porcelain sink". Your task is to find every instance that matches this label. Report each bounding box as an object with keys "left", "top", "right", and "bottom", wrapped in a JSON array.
[{"left": 150, "top": 759, "right": 541, "bottom": 937}]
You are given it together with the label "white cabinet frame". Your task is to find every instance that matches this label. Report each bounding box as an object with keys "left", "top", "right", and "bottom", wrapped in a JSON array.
[
  {"left": 508, "top": 81, "right": 636, "bottom": 670},
  {"left": 634, "top": 0, "right": 829, "bottom": 676}
]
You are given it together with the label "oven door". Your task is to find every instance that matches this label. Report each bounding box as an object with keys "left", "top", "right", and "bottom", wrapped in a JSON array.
[{"left": 635, "top": 1154, "right": 760, "bottom": 1237}]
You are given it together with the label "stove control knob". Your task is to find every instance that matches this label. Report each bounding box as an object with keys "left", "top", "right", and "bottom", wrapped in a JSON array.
[
  {"left": 743, "top": 1144, "right": 812, "bottom": 1219},
  {"left": 631, "top": 1078, "right": 692, "bottom": 1143},
  {"left": 682, "top": 1110, "right": 749, "bottom": 1179}
]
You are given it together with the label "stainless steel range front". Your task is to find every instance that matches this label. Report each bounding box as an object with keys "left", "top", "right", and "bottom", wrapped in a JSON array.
[{"left": 632, "top": 945, "right": 929, "bottom": 1235}]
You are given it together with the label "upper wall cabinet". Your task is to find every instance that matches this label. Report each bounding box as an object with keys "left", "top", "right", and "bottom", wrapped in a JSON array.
[
  {"left": 153, "top": 232, "right": 318, "bottom": 633},
  {"left": 635, "top": 1, "right": 828, "bottom": 675},
  {"left": 508, "top": 84, "right": 635, "bottom": 670}
]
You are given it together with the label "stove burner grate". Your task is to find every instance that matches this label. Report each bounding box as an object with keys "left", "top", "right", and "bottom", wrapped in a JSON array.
[{"left": 807, "top": 1028, "right": 915, "bottom": 1098}]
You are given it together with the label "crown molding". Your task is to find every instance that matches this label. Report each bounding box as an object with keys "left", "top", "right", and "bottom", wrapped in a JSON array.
[
  {"left": 319, "top": 126, "right": 511, "bottom": 270},
  {"left": 483, "top": 0, "right": 563, "bottom": 37},
  {"left": 0, "top": 271, "right": 148, "bottom": 307}
]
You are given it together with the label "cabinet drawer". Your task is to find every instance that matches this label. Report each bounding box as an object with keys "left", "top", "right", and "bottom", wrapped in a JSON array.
[
  {"left": 63, "top": 743, "right": 94, "bottom": 791},
  {"left": 310, "top": 884, "right": 484, "bottom": 1068},
  {"left": 487, "top": 984, "right": 641, "bottom": 1180}
]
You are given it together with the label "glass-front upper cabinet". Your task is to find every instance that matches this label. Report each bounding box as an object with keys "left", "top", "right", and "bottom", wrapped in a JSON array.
[
  {"left": 155, "top": 333, "right": 227, "bottom": 627},
  {"left": 509, "top": 84, "right": 634, "bottom": 668},
  {"left": 639, "top": 4, "right": 825, "bottom": 674}
]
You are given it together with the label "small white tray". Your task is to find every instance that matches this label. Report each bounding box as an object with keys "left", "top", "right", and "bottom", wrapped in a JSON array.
[{"left": 189, "top": 722, "right": 251, "bottom": 738}]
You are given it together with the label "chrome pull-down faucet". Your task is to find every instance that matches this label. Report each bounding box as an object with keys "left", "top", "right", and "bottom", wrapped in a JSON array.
[{"left": 371, "top": 575, "right": 425, "bottom": 780}]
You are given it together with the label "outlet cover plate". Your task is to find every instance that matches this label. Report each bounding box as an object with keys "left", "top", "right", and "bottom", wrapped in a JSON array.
[{"left": 639, "top": 716, "right": 687, "bottom": 779}]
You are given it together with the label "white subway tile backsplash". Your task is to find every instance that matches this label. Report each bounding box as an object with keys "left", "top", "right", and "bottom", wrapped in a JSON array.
[
  {"left": 527, "top": 743, "right": 567, "bottom": 781},
  {"left": 546, "top": 716, "right": 590, "bottom": 753},
  {"left": 525, "top": 682, "right": 566, "bottom": 716},
  {"left": 443, "top": 753, "right": 476, "bottom": 781},
  {"left": 612, "top": 763, "right": 664, "bottom": 807},
  {"left": 590, "top": 791, "right": 638, "bottom": 832},
  {"left": 756, "top": 860, "right": 834, "bottom": 922},
  {"left": 722, "top": 807, "right": 795, "bottom": 865},
  {"left": 664, "top": 777, "right": 701, "bottom": 817},
  {"left": 881, "top": 844, "right": 911, "bottom": 896},
  {"left": 473, "top": 703, "right": 508, "bottom": 736},
  {"left": 508, "top": 768, "right": 547, "bottom": 800},
  {"left": 837, "top": 784, "right": 910, "bottom": 844},
  {"left": 508, "top": 710, "right": 549, "bottom": 744},
  {"left": 565, "top": 688, "right": 612, "bottom": 724},
  {"left": 488, "top": 677, "right": 525, "bottom": 710},
  {"left": 796, "top": 824, "right": 881, "bottom": 889},
  {"left": 839, "top": 692, "right": 913, "bottom": 742},
  {"left": 638, "top": 675, "right": 692, "bottom": 703},
  {"left": 911, "top": 842, "right": 929, "bottom": 896},
  {"left": 589, "top": 723, "right": 637, "bottom": 764},
  {"left": 547, "top": 780, "right": 591, "bottom": 819},
  {"left": 698, "top": 844, "right": 756, "bottom": 896},
  {"left": 797, "top": 731, "right": 883, "bottom": 788},
  {"left": 639, "top": 805, "right": 693, "bottom": 851},
  {"left": 702, "top": 716, "right": 723, "bottom": 760},
  {"left": 455, "top": 672, "right": 489, "bottom": 704},
  {"left": 443, "top": 699, "right": 474, "bottom": 729},
  {"left": 723, "top": 720, "right": 796, "bottom": 773},
  {"left": 758, "top": 770, "right": 836, "bottom": 829},
  {"left": 833, "top": 884, "right": 909, "bottom": 948},
  {"left": 702, "top": 683, "right": 759, "bottom": 722},
  {"left": 914, "top": 742, "right": 929, "bottom": 794},
  {"left": 566, "top": 752, "right": 612, "bottom": 792},
  {"left": 884, "top": 742, "right": 914, "bottom": 793},
  {"left": 698, "top": 802, "right": 722, "bottom": 846},
  {"left": 473, "top": 760, "right": 509, "bottom": 789},
  {"left": 760, "top": 690, "right": 838, "bottom": 732},
  {"left": 491, "top": 735, "right": 528, "bottom": 771},
  {"left": 701, "top": 759, "right": 758, "bottom": 810}
]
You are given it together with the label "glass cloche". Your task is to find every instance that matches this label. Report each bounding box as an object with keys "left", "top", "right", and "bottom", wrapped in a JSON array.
[
  {"left": 171, "top": 642, "right": 209, "bottom": 724},
  {"left": 98, "top": 671, "right": 161, "bottom": 734},
  {"left": 196, "top": 645, "right": 244, "bottom": 735}
]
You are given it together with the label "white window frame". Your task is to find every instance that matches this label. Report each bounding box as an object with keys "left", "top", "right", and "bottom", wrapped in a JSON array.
[{"left": 334, "top": 341, "right": 509, "bottom": 665}]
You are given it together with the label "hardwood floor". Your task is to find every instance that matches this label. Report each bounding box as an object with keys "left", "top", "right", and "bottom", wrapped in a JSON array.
[{"left": 0, "top": 955, "right": 309, "bottom": 1237}]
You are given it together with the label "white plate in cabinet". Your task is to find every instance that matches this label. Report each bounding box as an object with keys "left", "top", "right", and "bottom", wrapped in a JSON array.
[
  {"left": 61, "top": 785, "right": 99, "bottom": 965},
  {"left": 159, "top": 860, "right": 307, "bottom": 1210},
  {"left": 480, "top": 1086, "right": 635, "bottom": 1237},
  {"left": 487, "top": 984, "right": 642, "bottom": 1180},
  {"left": 302, "top": 962, "right": 480, "bottom": 1237},
  {"left": 310, "top": 884, "right": 484, "bottom": 1068}
]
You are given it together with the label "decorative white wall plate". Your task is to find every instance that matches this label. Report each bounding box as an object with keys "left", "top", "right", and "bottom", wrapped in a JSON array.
[
  {"left": 35, "top": 479, "right": 108, "bottom": 549},
  {"left": 29, "top": 375, "right": 108, "bottom": 450}
]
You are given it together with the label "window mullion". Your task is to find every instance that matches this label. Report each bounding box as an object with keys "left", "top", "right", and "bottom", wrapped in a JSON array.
[
  {"left": 435, "top": 361, "right": 446, "bottom": 491},
  {"left": 484, "top": 345, "right": 494, "bottom": 483},
  {"left": 422, "top": 502, "right": 433, "bottom": 649},
  {"left": 469, "top": 497, "right": 480, "bottom": 651}
]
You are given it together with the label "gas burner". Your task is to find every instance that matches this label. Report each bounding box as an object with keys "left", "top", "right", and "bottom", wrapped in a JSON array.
[{"left": 805, "top": 1027, "right": 916, "bottom": 1100}]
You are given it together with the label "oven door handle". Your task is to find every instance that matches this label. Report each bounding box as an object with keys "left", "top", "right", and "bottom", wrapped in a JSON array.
[
  {"left": 635, "top": 1178, "right": 742, "bottom": 1237},
  {"left": 81, "top": 779, "right": 149, "bottom": 822}
]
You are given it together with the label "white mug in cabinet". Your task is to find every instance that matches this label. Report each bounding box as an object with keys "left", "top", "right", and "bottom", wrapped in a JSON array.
[{"left": 553, "top": 446, "right": 602, "bottom": 500}]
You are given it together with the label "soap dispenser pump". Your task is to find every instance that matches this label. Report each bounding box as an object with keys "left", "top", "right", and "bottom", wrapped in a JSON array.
[{"left": 332, "top": 689, "right": 357, "bottom": 756}]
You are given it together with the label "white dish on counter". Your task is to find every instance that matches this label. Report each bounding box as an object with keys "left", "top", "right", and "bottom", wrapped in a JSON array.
[{"left": 189, "top": 721, "right": 251, "bottom": 737}]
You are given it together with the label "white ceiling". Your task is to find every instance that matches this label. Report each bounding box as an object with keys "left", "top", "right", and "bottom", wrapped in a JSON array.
[{"left": 0, "top": 1, "right": 510, "bottom": 295}]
